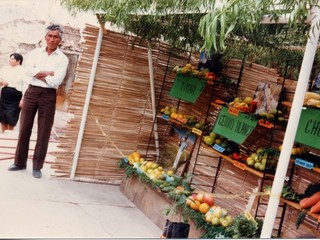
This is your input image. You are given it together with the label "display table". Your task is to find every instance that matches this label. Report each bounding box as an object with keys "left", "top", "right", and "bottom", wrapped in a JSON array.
[{"left": 120, "top": 174, "right": 204, "bottom": 238}]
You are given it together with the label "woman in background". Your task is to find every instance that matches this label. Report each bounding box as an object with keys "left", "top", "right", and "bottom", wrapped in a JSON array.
[{"left": 0, "top": 53, "right": 26, "bottom": 133}]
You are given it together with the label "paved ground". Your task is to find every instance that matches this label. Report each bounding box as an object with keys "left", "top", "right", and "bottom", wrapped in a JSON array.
[{"left": 0, "top": 113, "right": 162, "bottom": 238}]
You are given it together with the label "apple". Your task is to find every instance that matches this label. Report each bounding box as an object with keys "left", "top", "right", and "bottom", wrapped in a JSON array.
[
  {"left": 203, "top": 136, "right": 215, "bottom": 146},
  {"left": 212, "top": 206, "right": 223, "bottom": 218},
  {"left": 243, "top": 96, "right": 253, "bottom": 104},
  {"left": 196, "top": 193, "right": 204, "bottom": 202},
  {"left": 220, "top": 218, "right": 229, "bottom": 227},
  {"left": 211, "top": 216, "right": 220, "bottom": 226},
  {"left": 205, "top": 214, "right": 213, "bottom": 223},
  {"left": 259, "top": 164, "right": 266, "bottom": 171},
  {"left": 225, "top": 214, "right": 233, "bottom": 224},
  {"left": 221, "top": 208, "right": 228, "bottom": 217},
  {"left": 246, "top": 157, "right": 254, "bottom": 166},
  {"left": 254, "top": 162, "right": 261, "bottom": 170},
  {"left": 202, "top": 193, "right": 215, "bottom": 206}
]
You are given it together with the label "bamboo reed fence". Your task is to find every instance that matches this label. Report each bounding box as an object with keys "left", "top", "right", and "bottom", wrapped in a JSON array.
[
  {"left": 51, "top": 23, "right": 298, "bottom": 186},
  {"left": 51, "top": 25, "right": 191, "bottom": 183},
  {"left": 50, "top": 24, "right": 319, "bottom": 238}
]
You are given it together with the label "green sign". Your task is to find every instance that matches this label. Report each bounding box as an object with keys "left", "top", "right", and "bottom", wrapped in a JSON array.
[
  {"left": 295, "top": 108, "right": 320, "bottom": 150},
  {"left": 169, "top": 74, "right": 206, "bottom": 103},
  {"left": 213, "top": 106, "right": 258, "bottom": 144}
]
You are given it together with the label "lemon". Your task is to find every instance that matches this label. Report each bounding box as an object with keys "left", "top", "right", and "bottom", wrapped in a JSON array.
[
  {"left": 167, "top": 170, "right": 174, "bottom": 176},
  {"left": 146, "top": 162, "right": 153, "bottom": 169},
  {"left": 152, "top": 163, "right": 159, "bottom": 169}
]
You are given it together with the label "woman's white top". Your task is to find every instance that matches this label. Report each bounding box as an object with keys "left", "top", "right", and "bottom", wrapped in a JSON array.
[{"left": 0, "top": 65, "right": 26, "bottom": 92}]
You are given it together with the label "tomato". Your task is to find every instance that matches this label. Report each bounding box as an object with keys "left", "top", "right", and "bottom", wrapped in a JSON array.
[{"left": 232, "top": 153, "right": 239, "bottom": 160}]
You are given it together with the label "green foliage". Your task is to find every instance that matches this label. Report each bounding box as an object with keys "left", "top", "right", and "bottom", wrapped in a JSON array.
[
  {"left": 60, "top": 0, "right": 206, "bottom": 50},
  {"left": 122, "top": 14, "right": 205, "bottom": 50},
  {"left": 224, "top": 213, "right": 263, "bottom": 238},
  {"left": 183, "top": 207, "right": 263, "bottom": 238},
  {"left": 296, "top": 209, "right": 308, "bottom": 229},
  {"left": 60, "top": 0, "right": 320, "bottom": 79},
  {"left": 198, "top": 0, "right": 319, "bottom": 53}
]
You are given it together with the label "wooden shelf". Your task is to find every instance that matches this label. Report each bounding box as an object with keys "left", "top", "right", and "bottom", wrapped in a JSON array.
[
  {"left": 210, "top": 102, "right": 224, "bottom": 108},
  {"left": 157, "top": 113, "right": 204, "bottom": 136},
  {"left": 201, "top": 143, "right": 275, "bottom": 179},
  {"left": 281, "top": 101, "right": 292, "bottom": 108},
  {"left": 291, "top": 158, "right": 320, "bottom": 174},
  {"left": 281, "top": 198, "right": 320, "bottom": 221},
  {"left": 313, "top": 167, "right": 320, "bottom": 173},
  {"left": 161, "top": 110, "right": 278, "bottom": 180}
]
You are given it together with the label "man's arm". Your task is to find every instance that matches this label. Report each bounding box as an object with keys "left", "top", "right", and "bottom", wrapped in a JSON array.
[
  {"left": 43, "top": 55, "right": 69, "bottom": 88},
  {"left": 34, "top": 71, "right": 54, "bottom": 83}
]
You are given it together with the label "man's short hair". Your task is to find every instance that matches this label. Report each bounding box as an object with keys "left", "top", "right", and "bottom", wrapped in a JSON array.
[{"left": 46, "top": 24, "right": 63, "bottom": 38}]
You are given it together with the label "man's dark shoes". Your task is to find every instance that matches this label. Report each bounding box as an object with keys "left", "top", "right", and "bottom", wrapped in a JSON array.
[
  {"left": 33, "top": 170, "right": 42, "bottom": 178},
  {"left": 8, "top": 164, "right": 26, "bottom": 171}
]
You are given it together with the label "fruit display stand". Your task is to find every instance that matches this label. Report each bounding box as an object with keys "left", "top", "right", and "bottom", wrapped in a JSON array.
[
  {"left": 272, "top": 93, "right": 320, "bottom": 237},
  {"left": 192, "top": 100, "right": 320, "bottom": 237},
  {"left": 120, "top": 58, "right": 320, "bottom": 238},
  {"left": 118, "top": 157, "right": 263, "bottom": 238},
  {"left": 120, "top": 174, "right": 204, "bottom": 238}
]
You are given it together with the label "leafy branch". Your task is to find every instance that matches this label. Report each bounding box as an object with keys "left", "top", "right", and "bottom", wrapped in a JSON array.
[{"left": 198, "top": 0, "right": 319, "bottom": 53}]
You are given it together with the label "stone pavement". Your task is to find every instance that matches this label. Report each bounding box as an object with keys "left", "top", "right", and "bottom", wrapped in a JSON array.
[{"left": 0, "top": 116, "right": 162, "bottom": 238}]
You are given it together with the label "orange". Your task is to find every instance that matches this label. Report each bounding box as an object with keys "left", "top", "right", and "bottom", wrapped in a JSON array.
[
  {"left": 199, "top": 203, "right": 210, "bottom": 214},
  {"left": 170, "top": 112, "right": 178, "bottom": 119},
  {"left": 190, "top": 200, "right": 201, "bottom": 211},
  {"left": 132, "top": 151, "right": 140, "bottom": 161}
]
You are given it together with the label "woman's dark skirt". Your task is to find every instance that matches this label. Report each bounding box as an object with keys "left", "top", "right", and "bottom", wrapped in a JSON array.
[{"left": 0, "top": 86, "right": 22, "bottom": 126}]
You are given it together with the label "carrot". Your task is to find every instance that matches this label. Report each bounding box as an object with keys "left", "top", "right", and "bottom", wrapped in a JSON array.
[
  {"left": 299, "top": 198, "right": 310, "bottom": 208},
  {"left": 310, "top": 200, "right": 320, "bottom": 213},
  {"left": 215, "top": 99, "right": 225, "bottom": 105},
  {"left": 299, "top": 191, "right": 320, "bottom": 209}
]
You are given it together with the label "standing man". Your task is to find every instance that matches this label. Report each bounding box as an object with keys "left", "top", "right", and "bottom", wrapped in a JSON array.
[{"left": 8, "top": 24, "right": 69, "bottom": 178}]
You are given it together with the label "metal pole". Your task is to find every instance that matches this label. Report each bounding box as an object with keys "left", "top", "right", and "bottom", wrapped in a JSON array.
[{"left": 260, "top": 6, "right": 320, "bottom": 238}]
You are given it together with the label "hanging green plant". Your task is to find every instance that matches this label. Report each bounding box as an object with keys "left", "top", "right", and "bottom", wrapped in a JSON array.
[
  {"left": 198, "top": 0, "right": 315, "bottom": 53},
  {"left": 60, "top": 0, "right": 320, "bottom": 78}
]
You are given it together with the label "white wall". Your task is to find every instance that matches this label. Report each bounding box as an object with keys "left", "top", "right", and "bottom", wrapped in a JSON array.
[
  {"left": 0, "top": 0, "right": 99, "bottom": 28},
  {"left": 0, "top": 0, "right": 99, "bottom": 65}
]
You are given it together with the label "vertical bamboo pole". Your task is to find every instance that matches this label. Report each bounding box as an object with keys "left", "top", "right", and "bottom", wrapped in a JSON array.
[
  {"left": 147, "top": 42, "right": 160, "bottom": 160},
  {"left": 70, "top": 25, "right": 104, "bottom": 180},
  {"left": 260, "top": 6, "right": 320, "bottom": 238}
]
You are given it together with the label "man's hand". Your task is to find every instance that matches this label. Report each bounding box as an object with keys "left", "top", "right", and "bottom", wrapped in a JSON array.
[
  {"left": 34, "top": 71, "right": 54, "bottom": 81},
  {"left": 19, "top": 99, "right": 23, "bottom": 108}
]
